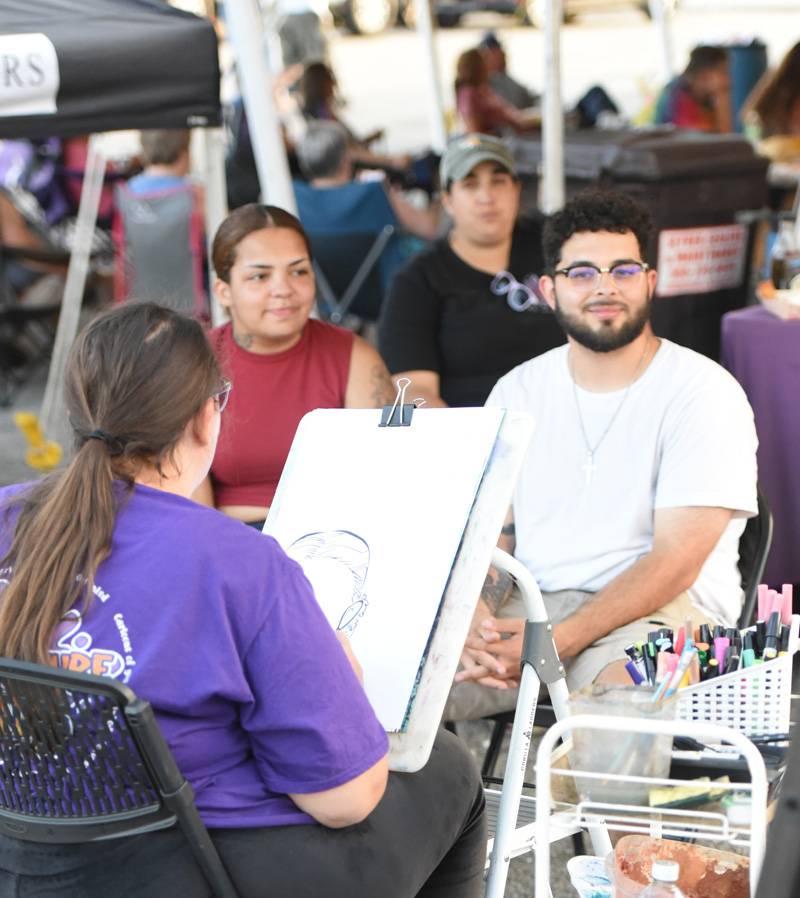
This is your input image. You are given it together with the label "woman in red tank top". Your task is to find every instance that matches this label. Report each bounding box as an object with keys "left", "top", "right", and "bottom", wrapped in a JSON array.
[{"left": 194, "top": 204, "right": 393, "bottom": 526}]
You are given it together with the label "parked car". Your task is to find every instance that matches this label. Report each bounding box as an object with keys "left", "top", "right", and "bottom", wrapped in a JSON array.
[
  {"left": 329, "top": 0, "right": 402, "bottom": 34},
  {"left": 524, "top": 0, "right": 676, "bottom": 29},
  {"left": 332, "top": 0, "right": 675, "bottom": 35}
]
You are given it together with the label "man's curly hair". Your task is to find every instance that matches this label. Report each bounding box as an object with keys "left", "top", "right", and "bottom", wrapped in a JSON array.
[{"left": 542, "top": 188, "right": 654, "bottom": 274}]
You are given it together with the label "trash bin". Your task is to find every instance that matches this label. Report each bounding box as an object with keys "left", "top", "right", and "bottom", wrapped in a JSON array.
[{"left": 510, "top": 128, "right": 769, "bottom": 360}]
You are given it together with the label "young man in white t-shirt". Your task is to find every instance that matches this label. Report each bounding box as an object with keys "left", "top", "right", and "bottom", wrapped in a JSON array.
[{"left": 447, "top": 188, "right": 757, "bottom": 719}]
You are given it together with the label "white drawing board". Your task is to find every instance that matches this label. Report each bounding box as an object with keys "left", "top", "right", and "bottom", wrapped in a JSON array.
[
  {"left": 265, "top": 407, "right": 504, "bottom": 733},
  {"left": 389, "top": 410, "right": 534, "bottom": 771}
]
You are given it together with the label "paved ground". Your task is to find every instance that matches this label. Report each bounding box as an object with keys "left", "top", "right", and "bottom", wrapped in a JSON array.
[{"left": 0, "top": 364, "right": 49, "bottom": 488}]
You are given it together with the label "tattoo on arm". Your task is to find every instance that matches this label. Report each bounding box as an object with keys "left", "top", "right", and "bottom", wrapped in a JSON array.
[
  {"left": 481, "top": 566, "right": 514, "bottom": 615},
  {"left": 370, "top": 364, "right": 394, "bottom": 408},
  {"left": 233, "top": 330, "right": 254, "bottom": 350},
  {"left": 501, "top": 522, "right": 515, "bottom": 537}
]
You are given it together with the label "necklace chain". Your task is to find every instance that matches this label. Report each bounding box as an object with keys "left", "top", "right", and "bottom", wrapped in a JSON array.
[{"left": 570, "top": 338, "right": 651, "bottom": 484}]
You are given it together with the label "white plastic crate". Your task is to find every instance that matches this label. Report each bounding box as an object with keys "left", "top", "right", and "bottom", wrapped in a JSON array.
[{"left": 675, "top": 615, "right": 798, "bottom": 736}]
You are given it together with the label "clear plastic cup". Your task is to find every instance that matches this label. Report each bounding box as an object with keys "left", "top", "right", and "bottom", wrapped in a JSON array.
[{"left": 567, "top": 684, "right": 675, "bottom": 805}]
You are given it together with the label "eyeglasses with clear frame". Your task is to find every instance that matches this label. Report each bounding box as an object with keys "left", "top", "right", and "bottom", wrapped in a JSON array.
[
  {"left": 490, "top": 270, "right": 548, "bottom": 312},
  {"left": 554, "top": 260, "right": 650, "bottom": 293},
  {"left": 212, "top": 378, "right": 232, "bottom": 413}
]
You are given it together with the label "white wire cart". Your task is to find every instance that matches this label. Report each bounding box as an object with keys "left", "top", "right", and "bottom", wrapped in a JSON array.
[
  {"left": 533, "top": 715, "right": 769, "bottom": 898},
  {"left": 483, "top": 548, "right": 778, "bottom": 898}
]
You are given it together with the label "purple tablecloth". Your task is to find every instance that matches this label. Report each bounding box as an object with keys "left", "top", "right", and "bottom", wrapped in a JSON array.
[{"left": 721, "top": 305, "right": 800, "bottom": 585}]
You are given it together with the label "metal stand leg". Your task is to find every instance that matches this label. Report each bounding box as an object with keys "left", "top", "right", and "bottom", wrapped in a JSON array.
[{"left": 484, "top": 549, "right": 611, "bottom": 898}]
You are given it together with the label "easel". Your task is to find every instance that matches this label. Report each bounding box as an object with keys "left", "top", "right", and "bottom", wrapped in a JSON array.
[
  {"left": 484, "top": 549, "right": 611, "bottom": 898},
  {"left": 376, "top": 385, "right": 613, "bottom": 890},
  {"left": 267, "top": 384, "right": 533, "bottom": 771},
  {"left": 267, "top": 384, "right": 610, "bottom": 892}
]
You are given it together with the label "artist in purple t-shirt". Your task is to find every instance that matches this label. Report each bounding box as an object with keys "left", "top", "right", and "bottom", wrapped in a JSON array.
[{"left": 0, "top": 303, "right": 486, "bottom": 898}]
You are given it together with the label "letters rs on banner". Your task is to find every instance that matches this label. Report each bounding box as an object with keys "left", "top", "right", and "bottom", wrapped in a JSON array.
[
  {"left": 656, "top": 224, "right": 748, "bottom": 298},
  {"left": 0, "top": 33, "right": 60, "bottom": 117}
]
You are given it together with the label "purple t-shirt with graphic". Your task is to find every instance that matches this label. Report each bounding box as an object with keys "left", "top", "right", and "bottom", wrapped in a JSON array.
[{"left": 0, "top": 483, "right": 388, "bottom": 829}]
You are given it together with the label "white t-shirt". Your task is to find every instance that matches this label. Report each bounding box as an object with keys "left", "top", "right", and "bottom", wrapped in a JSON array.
[{"left": 486, "top": 339, "right": 758, "bottom": 626}]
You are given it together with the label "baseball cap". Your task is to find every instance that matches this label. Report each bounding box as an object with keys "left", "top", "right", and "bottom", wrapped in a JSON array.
[{"left": 439, "top": 134, "right": 517, "bottom": 187}]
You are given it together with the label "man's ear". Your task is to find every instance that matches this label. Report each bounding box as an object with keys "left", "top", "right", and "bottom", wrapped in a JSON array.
[
  {"left": 539, "top": 274, "right": 557, "bottom": 311},
  {"left": 646, "top": 267, "right": 658, "bottom": 297}
]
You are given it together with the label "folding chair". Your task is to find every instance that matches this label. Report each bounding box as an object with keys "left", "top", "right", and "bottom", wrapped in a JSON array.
[
  {"left": 0, "top": 242, "right": 66, "bottom": 407},
  {"left": 113, "top": 183, "right": 208, "bottom": 320},
  {"left": 737, "top": 485, "right": 774, "bottom": 628},
  {"left": 308, "top": 225, "right": 395, "bottom": 326},
  {"left": 0, "top": 658, "right": 239, "bottom": 898}
]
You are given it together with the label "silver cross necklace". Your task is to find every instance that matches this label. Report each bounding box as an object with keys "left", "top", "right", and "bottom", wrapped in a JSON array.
[{"left": 570, "top": 337, "right": 651, "bottom": 485}]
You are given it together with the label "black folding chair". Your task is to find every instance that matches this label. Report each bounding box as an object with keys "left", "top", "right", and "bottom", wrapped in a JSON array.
[
  {"left": 0, "top": 658, "right": 239, "bottom": 898},
  {"left": 737, "top": 485, "right": 774, "bottom": 629},
  {"left": 308, "top": 225, "right": 395, "bottom": 326},
  {"left": 0, "top": 242, "right": 65, "bottom": 407}
]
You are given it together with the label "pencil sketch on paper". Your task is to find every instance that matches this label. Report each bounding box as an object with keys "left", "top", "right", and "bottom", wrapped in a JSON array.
[{"left": 286, "top": 530, "right": 371, "bottom": 635}]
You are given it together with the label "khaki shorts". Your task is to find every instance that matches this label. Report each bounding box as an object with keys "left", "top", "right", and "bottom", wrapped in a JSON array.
[{"left": 444, "top": 588, "right": 701, "bottom": 722}]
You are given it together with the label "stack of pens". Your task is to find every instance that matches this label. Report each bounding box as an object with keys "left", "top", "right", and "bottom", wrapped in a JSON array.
[{"left": 623, "top": 583, "right": 794, "bottom": 691}]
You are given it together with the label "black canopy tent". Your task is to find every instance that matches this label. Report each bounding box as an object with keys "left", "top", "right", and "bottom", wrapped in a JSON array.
[
  {"left": 0, "top": 0, "right": 222, "bottom": 138},
  {"left": 0, "top": 0, "right": 224, "bottom": 440}
]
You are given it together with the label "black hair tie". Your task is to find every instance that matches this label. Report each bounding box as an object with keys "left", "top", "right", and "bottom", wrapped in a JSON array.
[{"left": 86, "top": 430, "right": 124, "bottom": 456}]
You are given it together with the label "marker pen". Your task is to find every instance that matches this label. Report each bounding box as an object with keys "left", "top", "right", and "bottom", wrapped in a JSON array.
[
  {"left": 780, "top": 625, "right": 791, "bottom": 657},
  {"left": 625, "top": 660, "right": 644, "bottom": 684},
  {"left": 712, "top": 624, "right": 725, "bottom": 640},
  {"left": 725, "top": 646, "right": 740, "bottom": 673},
  {"left": 695, "top": 641, "right": 710, "bottom": 665},
  {"left": 629, "top": 647, "right": 647, "bottom": 682},
  {"left": 656, "top": 638, "right": 673, "bottom": 654},
  {"left": 624, "top": 644, "right": 641, "bottom": 666},
  {"left": 674, "top": 626, "right": 686, "bottom": 656},
  {"left": 756, "top": 620, "right": 766, "bottom": 655},
  {"left": 655, "top": 651, "right": 670, "bottom": 684},
  {"left": 757, "top": 584, "right": 770, "bottom": 622},
  {"left": 642, "top": 643, "right": 657, "bottom": 685},
  {"left": 705, "top": 658, "right": 719, "bottom": 679},
  {"left": 742, "top": 632, "right": 756, "bottom": 668},
  {"left": 714, "top": 636, "right": 730, "bottom": 674},
  {"left": 763, "top": 612, "right": 781, "bottom": 661},
  {"left": 781, "top": 584, "right": 794, "bottom": 626},
  {"left": 699, "top": 623, "right": 712, "bottom": 646},
  {"left": 656, "top": 645, "right": 696, "bottom": 701},
  {"left": 689, "top": 652, "right": 701, "bottom": 685}
]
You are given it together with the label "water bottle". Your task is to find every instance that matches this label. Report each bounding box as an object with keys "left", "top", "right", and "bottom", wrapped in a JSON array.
[{"left": 638, "top": 860, "right": 686, "bottom": 898}]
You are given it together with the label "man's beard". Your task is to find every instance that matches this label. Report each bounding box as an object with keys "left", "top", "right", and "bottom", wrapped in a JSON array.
[{"left": 553, "top": 291, "right": 651, "bottom": 353}]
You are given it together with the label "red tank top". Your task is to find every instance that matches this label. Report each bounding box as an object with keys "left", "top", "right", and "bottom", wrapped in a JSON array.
[{"left": 210, "top": 320, "right": 354, "bottom": 508}]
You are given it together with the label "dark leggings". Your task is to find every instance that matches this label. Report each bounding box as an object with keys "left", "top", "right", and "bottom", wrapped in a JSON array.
[{"left": 0, "top": 730, "right": 486, "bottom": 898}]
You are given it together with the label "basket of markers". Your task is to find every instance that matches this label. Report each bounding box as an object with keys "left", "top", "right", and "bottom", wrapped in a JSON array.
[{"left": 623, "top": 585, "right": 797, "bottom": 737}]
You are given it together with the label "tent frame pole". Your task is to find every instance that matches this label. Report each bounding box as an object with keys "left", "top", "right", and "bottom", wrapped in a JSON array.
[
  {"left": 224, "top": 0, "right": 297, "bottom": 212},
  {"left": 542, "top": 0, "right": 565, "bottom": 213},
  {"left": 40, "top": 133, "right": 106, "bottom": 442}
]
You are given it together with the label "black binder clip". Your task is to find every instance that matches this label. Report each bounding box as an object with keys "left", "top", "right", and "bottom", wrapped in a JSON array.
[{"left": 380, "top": 377, "right": 415, "bottom": 427}]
